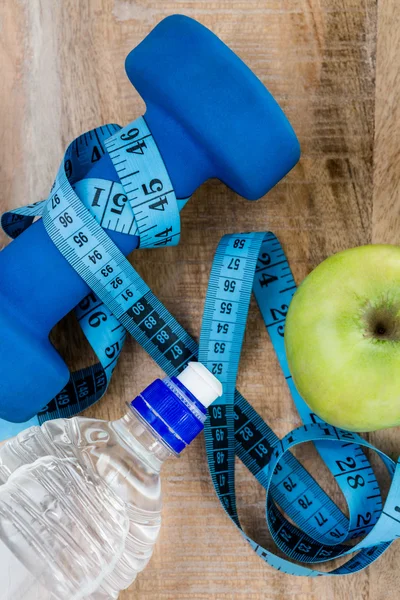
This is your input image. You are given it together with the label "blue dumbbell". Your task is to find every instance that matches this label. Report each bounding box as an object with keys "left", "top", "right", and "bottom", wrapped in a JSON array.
[{"left": 0, "top": 14, "right": 300, "bottom": 422}]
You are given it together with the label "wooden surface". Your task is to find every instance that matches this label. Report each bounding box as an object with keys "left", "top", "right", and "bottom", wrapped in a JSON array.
[{"left": 0, "top": 0, "right": 399, "bottom": 598}]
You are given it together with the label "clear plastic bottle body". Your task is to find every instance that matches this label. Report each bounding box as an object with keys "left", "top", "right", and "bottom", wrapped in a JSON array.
[
  {"left": 0, "top": 364, "right": 222, "bottom": 599},
  {"left": 0, "top": 410, "right": 173, "bottom": 600}
]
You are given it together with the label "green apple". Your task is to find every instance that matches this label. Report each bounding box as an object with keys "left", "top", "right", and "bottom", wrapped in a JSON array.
[{"left": 284, "top": 244, "right": 400, "bottom": 432}]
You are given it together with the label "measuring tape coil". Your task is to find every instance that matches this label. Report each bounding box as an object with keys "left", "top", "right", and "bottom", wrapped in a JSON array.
[{"left": 2, "top": 117, "right": 400, "bottom": 576}]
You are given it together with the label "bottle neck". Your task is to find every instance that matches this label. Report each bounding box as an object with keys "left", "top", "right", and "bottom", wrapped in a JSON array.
[{"left": 111, "top": 406, "right": 175, "bottom": 473}]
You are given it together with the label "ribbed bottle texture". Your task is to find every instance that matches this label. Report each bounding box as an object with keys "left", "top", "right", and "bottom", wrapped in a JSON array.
[
  {"left": 0, "top": 413, "right": 167, "bottom": 599},
  {"left": 0, "top": 456, "right": 128, "bottom": 599}
]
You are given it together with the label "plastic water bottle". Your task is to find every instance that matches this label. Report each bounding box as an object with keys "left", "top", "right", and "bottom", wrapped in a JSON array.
[{"left": 0, "top": 362, "right": 222, "bottom": 599}]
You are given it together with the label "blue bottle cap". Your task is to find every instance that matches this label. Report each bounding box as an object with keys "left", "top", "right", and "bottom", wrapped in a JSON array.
[{"left": 130, "top": 362, "right": 222, "bottom": 453}]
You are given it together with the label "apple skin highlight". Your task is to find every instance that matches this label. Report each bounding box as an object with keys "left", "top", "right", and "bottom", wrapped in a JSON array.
[{"left": 284, "top": 244, "right": 400, "bottom": 432}]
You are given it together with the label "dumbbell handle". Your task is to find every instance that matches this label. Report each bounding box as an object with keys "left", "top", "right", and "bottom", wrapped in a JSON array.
[{"left": 0, "top": 113, "right": 206, "bottom": 335}]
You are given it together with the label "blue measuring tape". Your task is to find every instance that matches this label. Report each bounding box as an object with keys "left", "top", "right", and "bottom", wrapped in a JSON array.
[{"left": 2, "top": 117, "right": 400, "bottom": 575}]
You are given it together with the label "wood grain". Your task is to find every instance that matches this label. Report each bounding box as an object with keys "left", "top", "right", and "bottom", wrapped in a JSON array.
[{"left": 0, "top": 0, "right": 399, "bottom": 598}]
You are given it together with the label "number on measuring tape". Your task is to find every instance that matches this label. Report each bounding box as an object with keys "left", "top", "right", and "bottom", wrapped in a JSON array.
[{"left": 105, "top": 117, "right": 181, "bottom": 249}]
